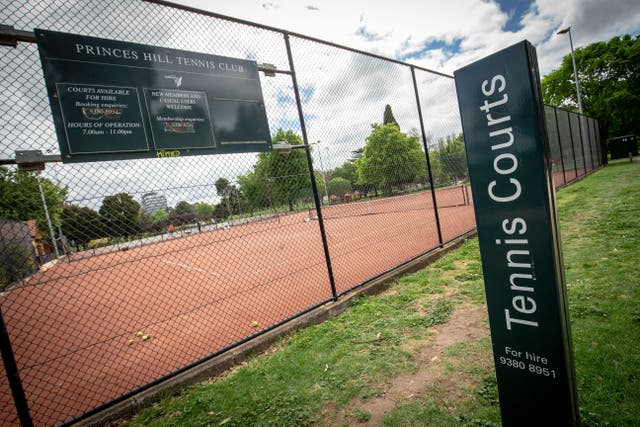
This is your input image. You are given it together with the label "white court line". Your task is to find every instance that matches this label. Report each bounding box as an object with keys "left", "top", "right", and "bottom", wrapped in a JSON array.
[{"left": 161, "top": 260, "right": 220, "bottom": 276}]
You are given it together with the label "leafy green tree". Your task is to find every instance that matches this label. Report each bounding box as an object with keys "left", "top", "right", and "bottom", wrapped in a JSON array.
[
  {"left": 170, "top": 201, "right": 197, "bottom": 226},
  {"left": 61, "top": 204, "right": 104, "bottom": 246},
  {"left": 140, "top": 209, "right": 170, "bottom": 233},
  {"left": 99, "top": 193, "right": 141, "bottom": 237},
  {"left": 213, "top": 202, "right": 230, "bottom": 220},
  {"left": 328, "top": 177, "right": 352, "bottom": 197},
  {"left": 194, "top": 202, "right": 215, "bottom": 220},
  {"left": 238, "top": 171, "right": 272, "bottom": 214},
  {"left": 355, "top": 123, "right": 426, "bottom": 194},
  {"left": 0, "top": 167, "right": 67, "bottom": 237},
  {"left": 542, "top": 34, "right": 639, "bottom": 138},
  {"left": 253, "top": 129, "right": 311, "bottom": 211},
  {"left": 383, "top": 104, "right": 399, "bottom": 126},
  {"left": 431, "top": 133, "right": 468, "bottom": 186},
  {"left": 215, "top": 178, "right": 230, "bottom": 195},
  {"left": 152, "top": 209, "right": 169, "bottom": 223},
  {"left": 215, "top": 177, "right": 232, "bottom": 214},
  {"left": 349, "top": 147, "right": 364, "bottom": 163},
  {"left": 332, "top": 162, "right": 357, "bottom": 188}
]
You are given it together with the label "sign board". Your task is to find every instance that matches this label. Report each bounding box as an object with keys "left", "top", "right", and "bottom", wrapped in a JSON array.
[
  {"left": 36, "top": 29, "right": 272, "bottom": 163},
  {"left": 454, "top": 41, "right": 579, "bottom": 426}
]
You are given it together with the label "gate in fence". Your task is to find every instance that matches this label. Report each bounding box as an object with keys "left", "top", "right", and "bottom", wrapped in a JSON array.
[{"left": 0, "top": 1, "right": 603, "bottom": 425}]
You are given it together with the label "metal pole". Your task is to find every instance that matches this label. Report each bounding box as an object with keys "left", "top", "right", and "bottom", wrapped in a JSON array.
[
  {"left": 553, "top": 107, "right": 567, "bottom": 185},
  {"left": 410, "top": 67, "right": 444, "bottom": 246},
  {"left": 576, "top": 113, "right": 588, "bottom": 175},
  {"left": 36, "top": 173, "right": 60, "bottom": 257},
  {"left": 587, "top": 117, "right": 596, "bottom": 171},
  {"left": 283, "top": 33, "right": 338, "bottom": 300},
  {"left": 558, "top": 27, "right": 583, "bottom": 115},
  {"left": 567, "top": 29, "right": 583, "bottom": 115},
  {"left": 0, "top": 307, "right": 33, "bottom": 427},
  {"left": 566, "top": 110, "right": 579, "bottom": 181}
]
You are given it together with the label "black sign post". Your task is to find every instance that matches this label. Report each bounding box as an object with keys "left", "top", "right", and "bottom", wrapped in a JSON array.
[
  {"left": 36, "top": 29, "right": 272, "bottom": 162},
  {"left": 454, "top": 41, "right": 579, "bottom": 426}
]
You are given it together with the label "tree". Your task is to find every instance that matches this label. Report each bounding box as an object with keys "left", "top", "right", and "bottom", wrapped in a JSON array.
[
  {"left": 251, "top": 129, "right": 311, "bottom": 211},
  {"left": 170, "top": 201, "right": 196, "bottom": 225},
  {"left": 542, "top": 34, "right": 640, "bottom": 139},
  {"left": 332, "top": 162, "right": 357, "bottom": 188},
  {"left": 61, "top": 204, "right": 104, "bottom": 246},
  {"left": 349, "top": 147, "right": 364, "bottom": 163},
  {"left": 383, "top": 104, "right": 399, "bottom": 127},
  {"left": 238, "top": 171, "right": 271, "bottom": 214},
  {"left": 0, "top": 167, "right": 67, "bottom": 237},
  {"left": 214, "top": 178, "right": 230, "bottom": 196},
  {"left": 355, "top": 123, "right": 426, "bottom": 194},
  {"left": 328, "top": 177, "right": 351, "bottom": 197},
  {"left": 215, "top": 177, "right": 232, "bottom": 214},
  {"left": 431, "top": 133, "right": 468, "bottom": 186},
  {"left": 194, "top": 202, "right": 215, "bottom": 220},
  {"left": 99, "top": 193, "right": 141, "bottom": 237}
]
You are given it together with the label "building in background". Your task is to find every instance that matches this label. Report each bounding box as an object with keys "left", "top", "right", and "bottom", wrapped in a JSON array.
[{"left": 141, "top": 192, "right": 168, "bottom": 215}]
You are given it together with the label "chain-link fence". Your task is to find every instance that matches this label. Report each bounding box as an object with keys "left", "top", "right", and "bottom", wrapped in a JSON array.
[
  {"left": 0, "top": 1, "right": 603, "bottom": 425},
  {"left": 544, "top": 105, "right": 604, "bottom": 187}
]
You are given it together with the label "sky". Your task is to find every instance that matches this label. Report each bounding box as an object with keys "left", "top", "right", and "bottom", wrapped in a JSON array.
[
  {"left": 175, "top": 0, "right": 640, "bottom": 76},
  {"left": 2, "top": 0, "right": 639, "bottom": 210}
]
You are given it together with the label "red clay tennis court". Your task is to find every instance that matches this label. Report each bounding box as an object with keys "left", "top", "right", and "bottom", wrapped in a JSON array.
[{"left": 0, "top": 187, "right": 474, "bottom": 426}]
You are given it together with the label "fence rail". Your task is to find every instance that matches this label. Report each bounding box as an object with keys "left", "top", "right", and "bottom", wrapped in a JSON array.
[{"left": 0, "top": 1, "right": 604, "bottom": 425}]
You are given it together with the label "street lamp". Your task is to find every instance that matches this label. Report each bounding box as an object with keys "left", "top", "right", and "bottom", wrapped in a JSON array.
[{"left": 557, "top": 26, "right": 583, "bottom": 114}]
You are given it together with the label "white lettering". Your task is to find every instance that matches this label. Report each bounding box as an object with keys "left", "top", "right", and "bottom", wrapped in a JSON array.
[{"left": 488, "top": 178, "right": 522, "bottom": 203}]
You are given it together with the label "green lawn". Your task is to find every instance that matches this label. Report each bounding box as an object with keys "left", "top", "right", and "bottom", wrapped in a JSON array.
[{"left": 125, "top": 159, "right": 639, "bottom": 426}]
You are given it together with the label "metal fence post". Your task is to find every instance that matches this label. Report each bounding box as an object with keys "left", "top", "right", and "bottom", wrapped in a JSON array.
[
  {"left": 0, "top": 307, "right": 33, "bottom": 427},
  {"left": 576, "top": 113, "right": 588, "bottom": 174},
  {"left": 283, "top": 33, "right": 338, "bottom": 300},
  {"left": 566, "top": 110, "right": 579, "bottom": 181},
  {"left": 410, "top": 67, "right": 444, "bottom": 246},
  {"left": 588, "top": 118, "right": 597, "bottom": 170},
  {"left": 553, "top": 107, "right": 567, "bottom": 185}
]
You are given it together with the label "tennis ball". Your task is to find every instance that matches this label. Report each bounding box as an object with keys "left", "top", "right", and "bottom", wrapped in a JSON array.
[
  {"left": 251, "top": 321, "right": 259, "bottom": 328},
  {"left": 127, "top": 339, "right": 135, "bottom": 346},
  {"left": 141, "top": 334, "right": 150, "bottom": 341},
  {"left": 136, "top": 331, "right": 143, "bottom": 337}
]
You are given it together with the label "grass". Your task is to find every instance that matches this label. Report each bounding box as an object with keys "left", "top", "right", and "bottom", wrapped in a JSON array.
[{"left": 125, "top": 159, "right": 639, "bottom": 426}]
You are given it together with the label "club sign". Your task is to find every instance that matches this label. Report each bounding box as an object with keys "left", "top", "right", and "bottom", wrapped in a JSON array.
[
  {"left": 454, "top": 41, "right": 580, "bottom": 426},
  {"left": 37, "top": 29, "right": 272, "bottom": 163}
]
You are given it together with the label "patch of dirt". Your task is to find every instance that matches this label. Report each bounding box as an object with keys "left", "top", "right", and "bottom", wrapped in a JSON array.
[{"left": 339, "top": 302, "right": 488, "bottom": 426}]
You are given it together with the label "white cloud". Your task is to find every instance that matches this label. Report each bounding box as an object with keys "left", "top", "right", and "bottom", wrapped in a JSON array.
[
  {"left": 1, "top": 0, "right": 638, "bottom": 210},
  {"left": 178, "top": 0, "right": 639, "bottom": 75}
]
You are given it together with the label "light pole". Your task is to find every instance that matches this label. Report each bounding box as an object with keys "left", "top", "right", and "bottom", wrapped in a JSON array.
[{"left": 557, "top": 26, "right": 583, "bottom": 114}]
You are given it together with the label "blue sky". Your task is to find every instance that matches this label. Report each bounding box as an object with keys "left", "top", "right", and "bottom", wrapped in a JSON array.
[
  {"left": 178, "top": 0, "right": 640, "bottom": 76},
  {"left": 496, "top": 0, "right": 534, "bottom": 32}
]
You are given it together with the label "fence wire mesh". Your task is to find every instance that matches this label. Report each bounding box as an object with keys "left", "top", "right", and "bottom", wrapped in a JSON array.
[{"left": 0, "top": 1, "right": 603, "bottom": 425}]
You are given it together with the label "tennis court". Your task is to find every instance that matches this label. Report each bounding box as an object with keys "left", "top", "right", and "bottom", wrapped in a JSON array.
[{"left": 0, "top": 187, "right": 474, "bottom": 426}]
